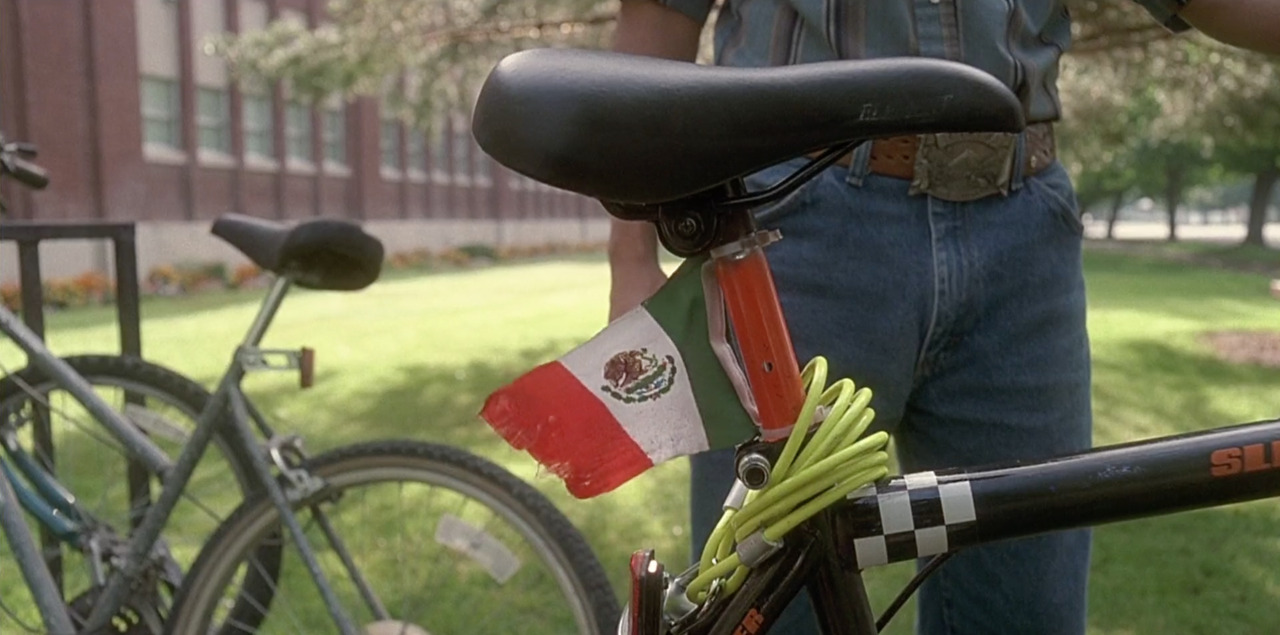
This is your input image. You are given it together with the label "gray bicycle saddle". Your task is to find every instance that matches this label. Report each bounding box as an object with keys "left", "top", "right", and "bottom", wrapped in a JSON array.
[
  {"left": 472, "top": 48, "right": 1025, "bottom": 205},
  {"left": 211, "top": 214, "right": 384, "bottom": 291}
]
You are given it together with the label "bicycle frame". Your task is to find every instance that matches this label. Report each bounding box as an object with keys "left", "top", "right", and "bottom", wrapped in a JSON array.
[
  {"left": 648, "top": 180, "right": 1280, "bottom": 635},
  {"left": 0, "top": 277, "right": 372, "bottom": 634},
  {"left": 677, "top": 418, "right": 1280, "bottom": 634}
]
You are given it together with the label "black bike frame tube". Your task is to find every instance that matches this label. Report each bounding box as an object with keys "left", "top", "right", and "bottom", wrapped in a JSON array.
[
  {"left": 830, "top": 418, "right": 1280, "bottom": 569},
  {"left": 806, "top": 512, "right": 877, "bottom": 635},
  {"left": 701, "top": 532, "right": 818, "bottom": 635},
  {"left": 689, "top": 521, "right": 878, "bottom": 635}
]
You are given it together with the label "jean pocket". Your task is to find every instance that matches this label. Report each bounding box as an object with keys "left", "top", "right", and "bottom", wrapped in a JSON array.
[
  {"left": 747, "top": 158, "right": 817, "bottom": 226},
  {"left": 1025, "top": 163, "right": 1083, "bottom": 236}
]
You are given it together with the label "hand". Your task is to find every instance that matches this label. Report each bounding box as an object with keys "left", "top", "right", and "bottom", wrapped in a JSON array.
[{"left": 609, "top": 259, "right": 668, "bottom": 322}]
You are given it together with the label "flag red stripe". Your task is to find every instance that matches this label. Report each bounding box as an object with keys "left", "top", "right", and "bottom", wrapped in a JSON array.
[{"left": 480, "top": 361, "right": 653, "bottom": 498}]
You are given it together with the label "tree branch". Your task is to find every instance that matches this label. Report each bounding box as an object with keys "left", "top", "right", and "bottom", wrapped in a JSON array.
[
  {"left": 421, "top": 13, "right": 616, "bottom": 45},
  {"left": 1071, "top": 23, "right": 1175, "bottom": 55}
]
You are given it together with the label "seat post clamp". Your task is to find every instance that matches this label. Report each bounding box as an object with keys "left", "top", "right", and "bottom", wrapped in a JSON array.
[{"left": 710, "top": 230, "right": 782, "bottom": 262}]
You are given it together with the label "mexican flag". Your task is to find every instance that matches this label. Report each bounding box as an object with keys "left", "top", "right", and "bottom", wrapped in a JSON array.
[{"left": 480, "top": 258, "right": 759, "bottom": 498}]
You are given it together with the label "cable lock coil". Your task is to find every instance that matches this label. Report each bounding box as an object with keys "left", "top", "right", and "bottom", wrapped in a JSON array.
[{"left": 687, "top": 356, "right": 891, "bottom": 603}]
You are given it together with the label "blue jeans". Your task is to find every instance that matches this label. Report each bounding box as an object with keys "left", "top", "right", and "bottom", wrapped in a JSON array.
[{"left": 689, "top": 154, "right": 1093, "bottom": 635}]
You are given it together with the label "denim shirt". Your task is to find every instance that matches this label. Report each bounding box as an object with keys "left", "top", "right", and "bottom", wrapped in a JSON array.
[{"left": 658, "top": 0, "right": 1191, "bottom": 123}]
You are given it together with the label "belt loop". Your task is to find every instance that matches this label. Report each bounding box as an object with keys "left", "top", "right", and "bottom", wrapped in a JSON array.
[
  {"left": 1009, "top": 130, "right": 1027, "bottom": 192},
  {"left": 844, "top": 141, "right": 874, "bottom": 187}
]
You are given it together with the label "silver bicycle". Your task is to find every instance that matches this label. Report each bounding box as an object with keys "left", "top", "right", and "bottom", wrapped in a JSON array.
[{"left": 0, "top": 135, "right": 619, "bottom": 634}]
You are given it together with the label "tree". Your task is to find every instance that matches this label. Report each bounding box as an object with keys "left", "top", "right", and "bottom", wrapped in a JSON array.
[
  {"left": 1066, "top": 0, "right": 1176, "bottom": 56},
  {"left": 212, "top": 0, "right": 617, "bottom": 129},
  {"left": 1058, "top": 30, "right": 1216, "bottom": 242},
  {"left": 1197, "top": 49, "right": 1280, "bottom": 246},
  {"left": 1057, "top": 54, "right": 1155, "bottom": 239},
  {"left": 1058, "top": 15, "right": 1280, "bottom": 244}
]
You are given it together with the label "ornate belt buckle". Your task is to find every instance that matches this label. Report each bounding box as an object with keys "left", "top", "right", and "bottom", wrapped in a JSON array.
[{"left": 908, "top": 132, "right": 1017, "bottom": 202}]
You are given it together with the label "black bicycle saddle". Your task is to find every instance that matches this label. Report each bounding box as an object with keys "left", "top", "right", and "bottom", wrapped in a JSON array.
[
  {"left": 211, "top": 214, "right": 384, "bottom": 291},
  {"left": 473, "top": 48, "right": 1026, "bottom": 206}
]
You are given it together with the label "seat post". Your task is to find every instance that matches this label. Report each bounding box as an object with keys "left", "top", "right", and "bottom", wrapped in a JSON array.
[
  {"left": 241, "top": 276, "right": 293, "bottom": 347},
  {"left": 710, "top": 212, "right": 804, "bottom": 438}
]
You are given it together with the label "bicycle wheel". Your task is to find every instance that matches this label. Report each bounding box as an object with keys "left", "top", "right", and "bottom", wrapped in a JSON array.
[
  {"left": 167, "top": 440, "right": 621, "bottom": 635},
  {"left": 0, "top": 354, "right": 260, "bottom": 632}
]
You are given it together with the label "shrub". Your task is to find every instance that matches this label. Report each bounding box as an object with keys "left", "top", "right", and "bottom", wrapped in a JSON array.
[
  {"left": 73, "top": 271, "right": 114, "bottom": 304},
  {"left": 1, "top": 282, "right": 21, "bottom": 312},
  {"left": 457, "top": 243, "right": 497, "bottom": 261},
  {"left": 146, "top": 264, "right": 183, "bottom": 295},
  {"left": 437, "top": 248, "right": 471, "bottom": 266},
  {"left": 230, "top": 263, "right": 266, "bottom": 288},
  {"left": 177, "top": 262, "right": 228, "bottom": 291},
  {"left": 146, "top": 261, "right": 227, "bottom": 294},
  {"left": 386, "top": 249, "right": 435, "bottom": 270},
  {"left": 43, "top": 278, "right": 87, "bottom": 309}
]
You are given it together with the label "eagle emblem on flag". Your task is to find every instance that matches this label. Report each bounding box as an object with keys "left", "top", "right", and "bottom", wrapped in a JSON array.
[{"left": 601, "top": 349, "right": 678, "bottom": 404}]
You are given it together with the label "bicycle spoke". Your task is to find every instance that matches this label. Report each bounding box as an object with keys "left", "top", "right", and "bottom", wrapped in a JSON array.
[
  {"left": 166, "top": 444, "right": 615, "bottom": 634},
  {"left": 311, "top": 500, "right": 389, "bottom": 620}
]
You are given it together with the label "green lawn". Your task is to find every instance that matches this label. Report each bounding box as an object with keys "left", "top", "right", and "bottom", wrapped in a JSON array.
[{"left": 3, "top": 248, "right": 1280, "bottom": 634}]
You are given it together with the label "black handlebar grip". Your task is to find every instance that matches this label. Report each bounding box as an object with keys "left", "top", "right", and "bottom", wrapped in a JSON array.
[{"left": 7, "top": 155, "right": 49, "bottom": 190}]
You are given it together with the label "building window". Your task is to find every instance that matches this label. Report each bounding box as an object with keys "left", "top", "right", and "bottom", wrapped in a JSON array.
[
  {"left": 141, "top": 76, "right": 181, "bottom": 150},
  {"left": 196, "top": 87, "right": 230, "bottom": 154},
  {"left": 285, "top": 102, "right": 313, "bottom": 163},
  {"left": 451, "top": 126, "right": 471, "bottom": 181},
  {"left": 323, "top": 107, "right": 347, "bottom": 167},
  {"left": 380, "top": 119, "right": 402, "bottom": 171},
  {"left": 242, "top": 93, "right": 275, "bottom": 159},
  {"left": 474, "top": 148, "right": 492, "bottom": 184},
  {"left": 406, "top": 130, "right": 426, "bottom": 177},
  {"left": 429, "top": 128, "right": 450, "bottom": 182}
]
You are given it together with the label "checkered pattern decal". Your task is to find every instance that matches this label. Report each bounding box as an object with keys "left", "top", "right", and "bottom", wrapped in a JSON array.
[{"left": 845, "top": 471, "right": 978, "bottom": 568}]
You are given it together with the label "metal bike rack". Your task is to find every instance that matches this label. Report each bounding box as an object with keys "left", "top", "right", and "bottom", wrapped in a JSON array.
[
  {"left": 0, "top": 221, "right": 142, "bottom": 356},
  {"left": 0, "top": 220, "right": 144, "bottom": 592}
]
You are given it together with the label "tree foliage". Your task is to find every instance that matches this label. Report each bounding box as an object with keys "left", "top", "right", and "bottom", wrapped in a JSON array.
[
  {"left": 1059, "top": 3, "right": 1279, "bottom": 241},
  {"left": 213, "top": 0, "right": 617, "bottom": 129},
  {"left": 216, "top": 0, "right": 1279, "bottom": 240}
]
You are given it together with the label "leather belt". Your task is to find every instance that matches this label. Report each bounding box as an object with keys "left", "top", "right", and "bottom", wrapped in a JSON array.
[{"left": 826, "top": 122, "right": 1056, "bottom": 180}]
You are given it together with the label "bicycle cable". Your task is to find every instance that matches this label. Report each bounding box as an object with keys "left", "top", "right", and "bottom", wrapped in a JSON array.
[
  {"left": 687, "top": 356, "right": 891, "bottom": 603},
  {"left": 875, "top": 552, "right": 954, "bottom": 631}
]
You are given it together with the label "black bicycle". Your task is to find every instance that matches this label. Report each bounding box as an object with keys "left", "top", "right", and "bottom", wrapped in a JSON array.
[{"left": 471, "top": 48, "right": 1280, "bottom": 634}]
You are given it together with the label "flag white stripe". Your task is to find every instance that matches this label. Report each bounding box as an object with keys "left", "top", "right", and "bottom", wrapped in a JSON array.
[{"left": 559, "top": 307, "right": 709, "bottom": 463}]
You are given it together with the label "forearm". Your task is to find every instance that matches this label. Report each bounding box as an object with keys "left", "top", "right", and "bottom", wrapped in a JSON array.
[
  {"left": 613, "top": 0, "right": 704, "bottom": 60},
  {"left": 607, "top": 0, "right": 705, "bottom": 268},
  {"left": 609, "top": 218, "right": 661, "bottom": 266},
  {"left": 1181, "top": 0, "right": 1280, "bottom": 54}
]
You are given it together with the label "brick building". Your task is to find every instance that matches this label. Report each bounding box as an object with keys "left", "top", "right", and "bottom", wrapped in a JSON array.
[{"left": 0, "top": 0, "right": 604, "bottom": 281}]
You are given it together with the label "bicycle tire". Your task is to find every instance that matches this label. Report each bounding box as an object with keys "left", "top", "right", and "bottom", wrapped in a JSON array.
[
  {"left": 0, "top": 354, "right": 266, "bottom": 632},
  {"left": 166, "top": 440, "right": 621, "bottom": 635}
]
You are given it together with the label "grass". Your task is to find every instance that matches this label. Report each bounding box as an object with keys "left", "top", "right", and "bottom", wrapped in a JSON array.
[{"left": 3, "top": 247, "right": 1280, "bottom": 633}]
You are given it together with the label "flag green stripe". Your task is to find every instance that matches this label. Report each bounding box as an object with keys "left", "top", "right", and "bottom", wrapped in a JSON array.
[{"left": 643, "top": 258, "right": 756, "bottom": 450}]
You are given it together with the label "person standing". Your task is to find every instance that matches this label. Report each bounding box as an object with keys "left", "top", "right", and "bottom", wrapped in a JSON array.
[{"left": 606, "top": 1, "right": 1280, "bottom": 633}]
